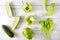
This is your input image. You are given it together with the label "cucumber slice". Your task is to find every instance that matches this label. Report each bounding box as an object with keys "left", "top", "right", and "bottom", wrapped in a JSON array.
[
  {"left": 6, "top": 2, "right": 12, "bottom": 18},
  {"left": 2, "top": 25, "right": 14, "bottom": 38},
  {"left": 12, "top": 16, "right": 21, "bottom": 30}
]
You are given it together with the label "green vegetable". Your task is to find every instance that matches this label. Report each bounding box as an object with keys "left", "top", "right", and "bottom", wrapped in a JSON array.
[
  {"left": 25, "top": 15, "right": 36, "bottom": 26},
  {"left": 22, "top": 28, "right": 34, "bottom": 40},
  {"left": 43, "top": 0, "right": 48, "bottom": 11},
  {"left": 6, "top": 2, "right": 12, "bottom": 18},
  {"left": 2, "top": 25, "right": 14, "bottom": 38},
  {"left": 39, "top": 18, "right": 54, "bottom": 39},
  {"left": 45, "top": 3, "right": 55, "bottom": 16},
  {"left": 12, "top": 16, "right": 21, "bottom": 30},
  {"left": 22, "top": 1, "right": 32, "bottom": 13}
]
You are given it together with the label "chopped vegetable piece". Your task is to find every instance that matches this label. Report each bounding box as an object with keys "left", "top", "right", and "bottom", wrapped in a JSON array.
[
  {"left": 12, "top": 16, "right": 21, "bottom": 30},
  {"left": 22, "top": 1, "right": 32, "bottom": 13},
  {"left": 6, "top": 2, "right": 12, "bottom": 18},
  {"left": 39, "top": 18, "right": 54, "bottom": 38},
  {"left": 22, "top": 28, "right": 34, "bottom": 40},
  {"left": 45, "top": 3, "right": 55, "bottom": 16},
  {"left": 2, "top": 25, "right": 14, "bottom": 38},
  {"left": 43, "top": 0, "right": 48, "bottom": 11},
  {"left": 25, "top": 15, "right": 36, "bottom": 26}
]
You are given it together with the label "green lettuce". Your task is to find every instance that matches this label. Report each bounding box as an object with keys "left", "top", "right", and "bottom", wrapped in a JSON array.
[{"left": 39, "top": 18, "right": 54, "bottom": 39}]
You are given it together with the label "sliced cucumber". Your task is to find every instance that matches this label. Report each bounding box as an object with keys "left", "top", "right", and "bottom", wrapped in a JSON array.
[
  {"left": 2, "top": 25, "right": 14, "bottom": 38},
  {"left": 6, "top": 2, "right": 12, "bottom": 18},
  {"left": 12, "top": 16, "right": 21, "bottom": 30}
]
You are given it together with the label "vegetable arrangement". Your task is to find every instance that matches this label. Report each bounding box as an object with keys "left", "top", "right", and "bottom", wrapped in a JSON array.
[{"left": 2, "top": 0, "right": 56, "bottom": 40}]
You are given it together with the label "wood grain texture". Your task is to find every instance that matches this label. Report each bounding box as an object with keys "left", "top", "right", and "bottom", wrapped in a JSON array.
[{"left": 0, "top": 0, "right": 60, "bottom": 40}]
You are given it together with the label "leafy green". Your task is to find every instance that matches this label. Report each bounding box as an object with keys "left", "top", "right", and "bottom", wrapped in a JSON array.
[
  {"left": 22, "top": 1, "right": 32, "bottom": 13},
  {"left": 25, "top": 15, "right": 36, "bottom": 26},
  {"left": 22, "top": 28, "right": 34, "bottom": 40},
  {"left": 46, "top": 3, "right": 55, "bottom": 16},
  {"left": 39, "top": 18, "right": 54, "bottom": 38}
]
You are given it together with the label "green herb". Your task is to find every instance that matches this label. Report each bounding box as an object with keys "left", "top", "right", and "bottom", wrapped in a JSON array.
[
  {"left": 22, "top": 28, "right": 34, "bottom": 40},
  {"left": 39, "top": 18, "right": 54, "bottom": 39},
  {"left": 22, "top": 1, "right": 32, "bottom": 13},
  {"left": 46, "top": 3, "right": 55, "bottom": 16},
  {"left": 25, "top": 15, "right": 36, "bottom": 26}
]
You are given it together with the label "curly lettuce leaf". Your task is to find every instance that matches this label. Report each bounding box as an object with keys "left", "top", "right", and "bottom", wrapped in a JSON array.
[{"left": 39, "top": 18, "right": 54, "bottom": 38}]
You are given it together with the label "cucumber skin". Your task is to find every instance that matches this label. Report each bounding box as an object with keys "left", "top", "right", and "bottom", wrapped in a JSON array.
[{"left": 2, "top": 25, "right": 14, "bottom": 38}]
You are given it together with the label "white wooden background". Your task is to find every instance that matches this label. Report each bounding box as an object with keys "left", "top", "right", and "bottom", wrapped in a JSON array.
[{"left": 0, "top": 0, "right": 60, "bottom": 40}]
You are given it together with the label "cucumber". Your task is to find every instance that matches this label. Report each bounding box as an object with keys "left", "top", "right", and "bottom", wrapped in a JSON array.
[
  {"left": 6, "top": 2, "right": 12, "bottom": 18},
  {"left": 12, "top": 16, "right": 21, "bottom": 30},
  {"left": 2, "top": 25, "right": 14, "bottom": 38}
]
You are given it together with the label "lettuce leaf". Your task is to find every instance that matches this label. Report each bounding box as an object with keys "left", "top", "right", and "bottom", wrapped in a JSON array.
[{"left": 39, "top": 18, "right": 54, "bottom": 38}]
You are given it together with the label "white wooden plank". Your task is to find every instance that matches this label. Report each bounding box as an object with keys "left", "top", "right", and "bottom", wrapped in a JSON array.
[
  {"left": 0, "top": 6, "right": 60, "bottom": 18},
  {"left": 0, "top": 0, "right": 60, "bottom": 6},
  {"left": 0, "top": 0, "right": 60, "bottom": 40}
]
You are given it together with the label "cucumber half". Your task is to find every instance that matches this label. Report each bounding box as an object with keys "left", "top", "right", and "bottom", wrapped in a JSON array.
[
  {"left": 6, "top": 2, "right": 12, "bottom": 18},
  {"left": 12, "top": 16, "right": 21, "bottom": 30}
]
